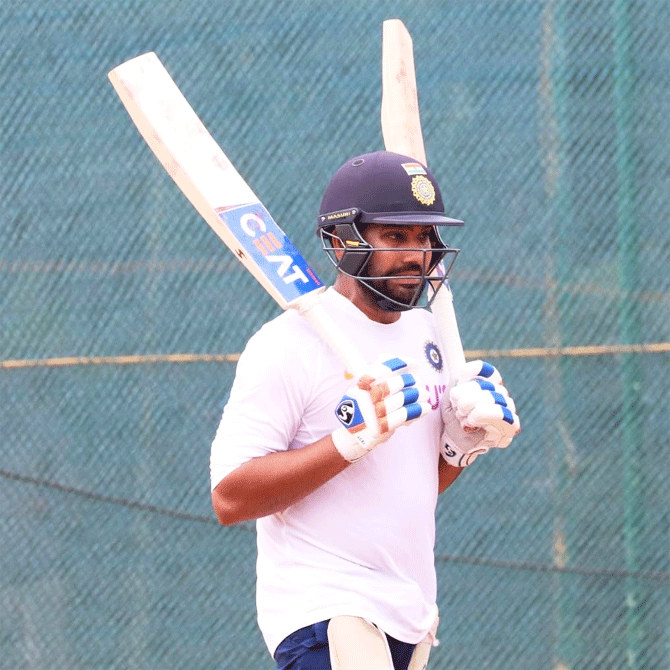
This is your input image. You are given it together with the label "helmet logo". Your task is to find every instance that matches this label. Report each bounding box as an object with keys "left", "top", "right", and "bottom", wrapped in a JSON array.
[{"left": 411, "top": 175, "right": 436, "bottom": 206}]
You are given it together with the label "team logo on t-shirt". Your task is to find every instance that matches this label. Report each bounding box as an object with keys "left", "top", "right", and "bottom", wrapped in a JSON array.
[{"left": 424, "top": 341, "right": 443, "bottom": 372}]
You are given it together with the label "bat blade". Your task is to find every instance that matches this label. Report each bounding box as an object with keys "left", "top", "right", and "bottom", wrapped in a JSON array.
[
  {"left": 381, "top": 19, "right": 426, "bottom": 166},
  {"left": 381, "top": 20, "right": 466, "bottom": 382},
  {"left": 108, "top": 52, "right": 322, "bottom": 310},
  {"left": 108, "top": 52, "right": 365, "bottom": 376}
]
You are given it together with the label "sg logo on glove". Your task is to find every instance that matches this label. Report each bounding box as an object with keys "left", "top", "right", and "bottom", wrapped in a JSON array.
[
  {"left": 330, "top": 357, "right": 431, "bottom": 462},
  {"left": 335, "top": 397, "right": 364, "bottom": 430}
]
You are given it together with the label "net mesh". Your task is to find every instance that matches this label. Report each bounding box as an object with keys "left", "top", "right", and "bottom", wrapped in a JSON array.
[{"left": 1, "top": 1, "right": 669, "bottom": 668}]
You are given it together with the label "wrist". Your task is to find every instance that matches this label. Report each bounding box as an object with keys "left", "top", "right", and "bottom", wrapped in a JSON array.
[
  {"left": 440, "top": 441, "right": 487, "bottom": 468},
  {"left": 331, "top": 427, "right": 368, "bottom": 463}
]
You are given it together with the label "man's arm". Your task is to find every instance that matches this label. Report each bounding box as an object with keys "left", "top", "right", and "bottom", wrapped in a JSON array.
[
  {"left": 214, "top": 446, "right": 459, "bottom": 523},
  {"left": 212, "top": 434, "right": 350, "bottom": 525},
  {"left": 438, "top": 456, "right": 462, "bottom": 494},
  {"left": 212, "top": 355, "right": 433, "bottom": 524}
]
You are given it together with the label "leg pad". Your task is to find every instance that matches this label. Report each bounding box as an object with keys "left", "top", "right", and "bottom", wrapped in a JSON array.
[{"left": 328, "top": 616, "right": 394, "bottom": 670}]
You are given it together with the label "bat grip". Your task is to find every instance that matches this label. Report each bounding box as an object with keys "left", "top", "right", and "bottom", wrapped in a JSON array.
[
  {"left": 430, "top": 281, "right": 466, "bottom": 387},
  {"left": 292, "top": 289, "right": 367, "bottom": 379}
]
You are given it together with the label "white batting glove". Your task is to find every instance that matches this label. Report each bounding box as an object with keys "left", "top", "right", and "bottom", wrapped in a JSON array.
[
  {"left": 332, "top": 357, "right": 431, "bottom": 462},
  {"left": 441, "top": 360, "right": 520, "bottom": 467}
]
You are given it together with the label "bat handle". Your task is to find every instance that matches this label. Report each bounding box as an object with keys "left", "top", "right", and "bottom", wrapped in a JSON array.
[
  {"left": 430, "top": 280, "right": 466, "bottom": 388},
  {"left": 292, "top": 289, "right": 367, "bottom": 379}
]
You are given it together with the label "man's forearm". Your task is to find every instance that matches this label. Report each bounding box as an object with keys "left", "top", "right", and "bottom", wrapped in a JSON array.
[
  {"left": 212, "top": 435, "right": 350, "bottom": 525},
  {"left": 438, "top": 456, "right": 462, "bottom": 494}
]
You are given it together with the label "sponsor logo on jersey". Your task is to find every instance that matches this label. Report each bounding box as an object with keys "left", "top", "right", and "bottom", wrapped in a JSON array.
[{"left": 427, "top": 383, "right": 446, "bottom": 411}]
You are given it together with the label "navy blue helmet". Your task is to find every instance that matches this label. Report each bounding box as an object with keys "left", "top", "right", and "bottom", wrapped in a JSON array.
[{"left": 317, "top": 151, "right": 463, "bottom": 311}]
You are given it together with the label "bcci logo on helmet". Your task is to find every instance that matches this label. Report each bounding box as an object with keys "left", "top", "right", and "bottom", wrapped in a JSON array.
[{"left": 411, "top": 175, "right": 436, "bottom": 206}]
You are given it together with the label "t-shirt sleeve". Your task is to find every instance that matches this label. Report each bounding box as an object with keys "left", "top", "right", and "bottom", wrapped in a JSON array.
[{"left": 209, "top": 318, "right": 314, "bottom": 491}]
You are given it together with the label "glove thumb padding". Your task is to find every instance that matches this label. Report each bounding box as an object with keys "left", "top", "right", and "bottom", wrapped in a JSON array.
[
  {"left": 441, "top": 404, "right": 490, "bottom": 467},
  {"left": 462, "top": 404, "right": 519, "bottom": 448}
]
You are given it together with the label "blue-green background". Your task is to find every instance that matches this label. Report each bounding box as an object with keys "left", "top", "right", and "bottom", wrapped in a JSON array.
[{"left": 1, "top": 1, "right": 669, "bottom": 668}]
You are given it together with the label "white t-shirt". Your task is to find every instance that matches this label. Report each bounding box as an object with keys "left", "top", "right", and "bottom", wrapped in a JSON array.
[{"left": 210, "top": 287, "right": 450, "bottom": 655}]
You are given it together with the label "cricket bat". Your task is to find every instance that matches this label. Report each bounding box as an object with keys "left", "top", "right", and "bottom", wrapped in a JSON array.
[
  {"left": 381, "top": 19, "right": 466, "bottom": 383},
  {"left": 108, "top": 52, "right": 366, "bottom": 377}
]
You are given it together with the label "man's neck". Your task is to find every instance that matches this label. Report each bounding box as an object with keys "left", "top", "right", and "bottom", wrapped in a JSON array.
[{"left": 332, "top": 276, "right": 401, "bottom": 325}]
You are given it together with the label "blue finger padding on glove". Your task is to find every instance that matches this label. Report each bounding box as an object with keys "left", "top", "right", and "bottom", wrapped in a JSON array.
[
  {"left": 401, "top": 373, "right": 415, "bottom": 388},
  {"left": 402, "top": 388, "right": 420, "bottom": 404},
  {"left": 491, "top": 391, "right": 508, "bottom": 406},
  {"left": 406, "top": 404, "right": 423, "bottom": 420},
  {"left": 476, "top": 380, "right": 495, "bottom": 392},
  {"left": 384, "top": 357, "right": 406, "bottom": 371},
  {"left": 479, "top": 361, "right": 496, "bottom": 378},
  {"left": 335, "top": 396, "right": 364, "bottom": 428},
  {"left": 501, "top": 407, "right": 515, "bottom": 424}
]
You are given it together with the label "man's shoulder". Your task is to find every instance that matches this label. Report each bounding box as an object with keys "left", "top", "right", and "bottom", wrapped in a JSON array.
[
  {"left": 243, "top": 298, "right": 332, "bottom": 363},
  {"left": 254, "top": 288, "right": 350, "bottom": 337},
  {"left": 254, "top": 305, "right": 319, "bottom": 343}
]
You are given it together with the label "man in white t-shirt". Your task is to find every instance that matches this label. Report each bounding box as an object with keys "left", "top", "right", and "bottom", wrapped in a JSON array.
[{"left": 210, "top": 151, "right": 520, "bottom": 670}]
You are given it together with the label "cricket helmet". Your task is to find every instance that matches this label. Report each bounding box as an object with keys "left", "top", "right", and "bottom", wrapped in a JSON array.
[{"left": 316, "top": 151, "right": 463, "bottom": 311}]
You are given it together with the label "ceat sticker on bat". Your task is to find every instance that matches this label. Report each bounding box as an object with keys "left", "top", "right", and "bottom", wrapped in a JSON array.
[{"left": 216, "top": 203, "right": 324, "bottom": 304}]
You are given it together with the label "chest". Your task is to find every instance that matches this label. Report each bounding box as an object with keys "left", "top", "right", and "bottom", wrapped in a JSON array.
[{"left": 296, "top": 313, "right": 448, "bottom": 446}]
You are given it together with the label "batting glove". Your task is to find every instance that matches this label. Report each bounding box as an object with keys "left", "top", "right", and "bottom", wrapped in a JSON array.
[
  {"left": 332, "top": 357, "right": 431, "bottom": 462},
  {"left": 441, "top": 360, "right": 520, "bottom": 467}
]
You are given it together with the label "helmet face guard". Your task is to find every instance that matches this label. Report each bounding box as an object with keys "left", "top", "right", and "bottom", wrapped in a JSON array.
[
  {"left": 316, "top": 151, "right": 463, "bottom": 312},
  {"left": 318, "top": 210, "right": 459, "bottom": 311}
]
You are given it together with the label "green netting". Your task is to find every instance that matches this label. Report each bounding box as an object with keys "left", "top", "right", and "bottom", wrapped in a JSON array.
[{"left": 1, "top": 1, "right": 669, "bottom": 668}]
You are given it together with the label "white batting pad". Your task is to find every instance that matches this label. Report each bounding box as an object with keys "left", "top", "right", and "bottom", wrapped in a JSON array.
[{"left": 328, "top": 616, "right": 394, "bottom": 670}]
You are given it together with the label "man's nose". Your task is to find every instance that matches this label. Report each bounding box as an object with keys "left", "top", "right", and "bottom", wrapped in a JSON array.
[{"left": 400, "top": 243, "right": 430, "bottom": 268}]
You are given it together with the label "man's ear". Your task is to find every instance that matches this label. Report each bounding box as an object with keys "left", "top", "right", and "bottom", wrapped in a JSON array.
[{"left": 330, "top": 233, "right": 345, "bottom": 260}]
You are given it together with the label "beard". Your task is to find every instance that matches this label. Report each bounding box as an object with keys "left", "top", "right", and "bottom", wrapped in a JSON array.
[{"left": 359, "top": 264, "right": 427, "bottom": 310}]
